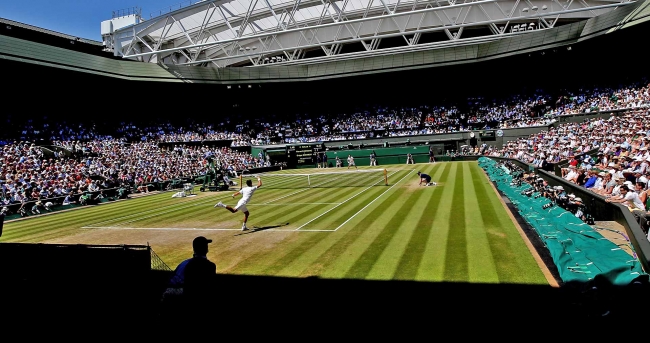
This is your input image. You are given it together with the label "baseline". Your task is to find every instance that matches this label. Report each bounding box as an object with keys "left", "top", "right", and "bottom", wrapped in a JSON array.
[{"left": 81, "top": 225, "right": 335, "bottom": 232}]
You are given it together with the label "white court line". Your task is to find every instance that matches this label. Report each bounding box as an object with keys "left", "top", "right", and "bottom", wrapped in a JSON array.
[
  {"left": 294, "top": 170, "right": 400, "bottom": 231},
  {"left": 81, "top": 226, "right": 335, "bottom": 232},
  {"left": 249, "top": 203, "right": 341, "bottom": 206},
  {"left": 82, "top": 226, "right": 263, "bottom": 231},
  {"left": 264, "top": 188, "right": 312, "bottom": 204},
  {"left": 333, "top": 169, "right": 414, "bottom": 231}
]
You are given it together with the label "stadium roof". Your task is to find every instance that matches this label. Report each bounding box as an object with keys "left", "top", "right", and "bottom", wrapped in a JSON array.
[
  {"left": 0, "top": 17, "right": 103, "bottom": 46},
  {"left": 108, "top": 0, "right": 635, "bottom": 67}
]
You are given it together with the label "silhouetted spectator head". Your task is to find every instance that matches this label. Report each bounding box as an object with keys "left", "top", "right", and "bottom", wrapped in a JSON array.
[{"left": 192, "top": 236, "right": 212, "bottom": 256}]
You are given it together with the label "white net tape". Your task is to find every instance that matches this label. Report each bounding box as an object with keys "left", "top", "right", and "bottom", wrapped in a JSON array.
[{"left": 240, "top": 169, "right": 387, "bottom": 188}]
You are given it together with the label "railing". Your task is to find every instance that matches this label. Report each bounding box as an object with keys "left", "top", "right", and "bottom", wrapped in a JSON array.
[
  {"left": 149, "top": 0, "right": 204, "bottom": 19},
  {"left": 112, "top": 7, "right": 142, "bottom": 19}
]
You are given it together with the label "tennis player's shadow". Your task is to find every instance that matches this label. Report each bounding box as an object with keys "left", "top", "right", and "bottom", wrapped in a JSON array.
[{"left": 235, "top": 223, "right": 289, "bottom": 236}]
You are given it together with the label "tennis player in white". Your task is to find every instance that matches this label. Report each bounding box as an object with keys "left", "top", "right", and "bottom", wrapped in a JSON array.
[
  {"left": 214, "top": 176, "right": 262, "bottom": 231},
  {"left": 347, "top": 155, "right": 357, "bottom": 170}
]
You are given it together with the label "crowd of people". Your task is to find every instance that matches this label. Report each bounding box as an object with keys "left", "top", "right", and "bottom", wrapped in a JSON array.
[
  {"left": 2, "top": 77, "right": 648, "bottom": 148},
  {"left": 0, "top": 140, "right": 119, "bottom": 213},
  {"left": 0, "top": 138, "right": 271, "bottom": 210},
  {"left": 481, "top": 108, "right": 650, "bottom": 238},
  {"left": 1, "top": 76, "right": 649, "bottom": 219}
]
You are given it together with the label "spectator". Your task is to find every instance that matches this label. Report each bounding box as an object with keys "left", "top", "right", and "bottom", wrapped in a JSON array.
[
  {"left": 0, "top": 206, "right": 6, "bottom": 236},
  {"left": 172, "top": 236, "right": 217, "bottom": 310}
]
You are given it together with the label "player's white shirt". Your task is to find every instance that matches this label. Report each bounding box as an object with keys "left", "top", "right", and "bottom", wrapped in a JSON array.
[{"left": 240, "top": 186, "right": 258, "bottom": 204}]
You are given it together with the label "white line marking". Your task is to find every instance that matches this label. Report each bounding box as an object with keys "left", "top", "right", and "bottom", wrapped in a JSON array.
[
  {"left": 82, "top": 226, "right": 240, "bottom": 231},
  {"left": 249, "top": 203, "right": 341, "bottom": 206},
  {"left": 81, "top": 226, "right": 336, "bottom": 232},
  {"left": 264, "top": 188, "right": 312, "bottom": 204},
  {"left": 294, "top": 170, "right": 400, "bottom": 231},
  {"left": 333, "top": 170, "right": 414, "bottom": 231}
]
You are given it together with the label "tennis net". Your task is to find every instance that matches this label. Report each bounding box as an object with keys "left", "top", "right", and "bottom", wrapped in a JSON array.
[{"left": 239, "top": 169, "right": 388, "bottom": 189}]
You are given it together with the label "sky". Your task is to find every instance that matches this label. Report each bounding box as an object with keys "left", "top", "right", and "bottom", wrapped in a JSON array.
[{"left": 0, "top": 0, "right": 195, "bottom": 41}]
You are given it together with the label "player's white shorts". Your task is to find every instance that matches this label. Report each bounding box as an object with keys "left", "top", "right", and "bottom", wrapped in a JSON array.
[{"left": 234, "top": 200, "right": 248, "bottom": 212}]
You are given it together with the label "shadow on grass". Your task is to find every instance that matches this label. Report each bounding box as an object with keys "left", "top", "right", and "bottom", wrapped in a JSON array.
[{"left": 235, "top": 222, "right": 290, "bottom": 235}]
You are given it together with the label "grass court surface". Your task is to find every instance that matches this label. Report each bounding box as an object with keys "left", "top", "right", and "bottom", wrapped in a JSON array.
[{"left": 0, "top": 161, "right": 551, "bottom": 285}]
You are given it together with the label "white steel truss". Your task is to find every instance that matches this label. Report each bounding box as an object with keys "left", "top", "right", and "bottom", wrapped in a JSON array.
[{"left": 110, "top": 0, "right": 636, "bottom": 67}]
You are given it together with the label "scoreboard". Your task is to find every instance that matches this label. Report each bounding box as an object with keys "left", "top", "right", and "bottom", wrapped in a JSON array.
[{"left": 286, "top": 143, "right": 323, "bottom": 166}]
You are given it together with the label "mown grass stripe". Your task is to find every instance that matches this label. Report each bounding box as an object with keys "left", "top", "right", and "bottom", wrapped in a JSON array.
[
  {"left": 343, "top": 164, "right": 447, "bottom": 279},
  {"left": 468, "top": 163, "right": 518, "bottom": 282},
  {"left": 415, "top": 163, "right": 455, "bottom": 281},
  {"left": 116, "top": 189, "right": 340, "bottom": 230},
  {"left": 237, "top": 232, "right": 327, "bottom": 275},
  {"left": 463, "top": 162, "right": 499, "bottom": 283},
  {"left": 221, "top": 188, "right": 363, "bottom": 274},
  {"left": 392, "top": 166, "right": 450, "bottom": 280},
  {"left": 443, "top": 162, "right": 468, "bottom": 281},
  {"left": 318, "top": 165, "right": 442, "bottom": 278},
  {"left": 249, "top": 187, "right": 356, "bottom": 227},
  {"left": 279, "top": 170, "right": 415, "bottom": 277},
  {"left": 0, "top": 191, "right": 242, "bottom": 239},
  {"left": 469, "top": 163, "right": 547, "bottom": 284},
  {"left": 296, "top": 186, "right": 412, "bottom": 277},
  {"left": 257, "top": 184, "right": 402, "bottom": 275},
  {"left": 6, "top": 191, "right": 231, "bottom": 230},
  {"left": 125, "top": 199, "right": 224, "bottom": 225},
  {"left": 303, "top": 170, "right": 409, "bottom": 230}
]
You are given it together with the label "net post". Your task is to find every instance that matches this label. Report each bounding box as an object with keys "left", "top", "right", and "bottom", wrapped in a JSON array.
[
  {"left": 308, "top": 175, "right": 311, "bottom": 187},
  {"left": 239, "top": 173, "right": 243, "bottom": 190},
  {"left": 384, "top": 169, "right": 388, "bottom": 186}
]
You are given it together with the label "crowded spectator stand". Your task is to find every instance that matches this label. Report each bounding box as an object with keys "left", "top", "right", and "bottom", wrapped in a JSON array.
[{"left": 1, "top": 77, "right": 648, "bottom": 221}]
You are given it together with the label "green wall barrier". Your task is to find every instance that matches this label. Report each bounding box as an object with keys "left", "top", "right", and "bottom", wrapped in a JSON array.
[{"left": 326, "top": 145, "right": 429, "bottom": 160}]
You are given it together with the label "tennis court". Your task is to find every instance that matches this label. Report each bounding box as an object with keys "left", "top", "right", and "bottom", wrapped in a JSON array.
[{"left": 0, "top": 161, "right": 552, "bottom": 285}]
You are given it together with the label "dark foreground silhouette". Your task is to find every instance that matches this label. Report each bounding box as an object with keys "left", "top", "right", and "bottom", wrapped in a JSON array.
[{"left": 1, "top": 242, "right": 648, "bottom": 335}]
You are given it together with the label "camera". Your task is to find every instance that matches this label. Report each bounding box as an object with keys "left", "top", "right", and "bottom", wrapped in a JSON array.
[
  {"left": 542, "top": 203, "right": 554, "bottom": 209},
  {"left": 521, "top": 188, "right": 534, "bottom": 197}
]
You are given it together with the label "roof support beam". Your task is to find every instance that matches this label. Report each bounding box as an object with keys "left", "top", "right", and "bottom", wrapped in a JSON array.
[{"left": 118, "top": 0, "right": 632, "bottom": 67}]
